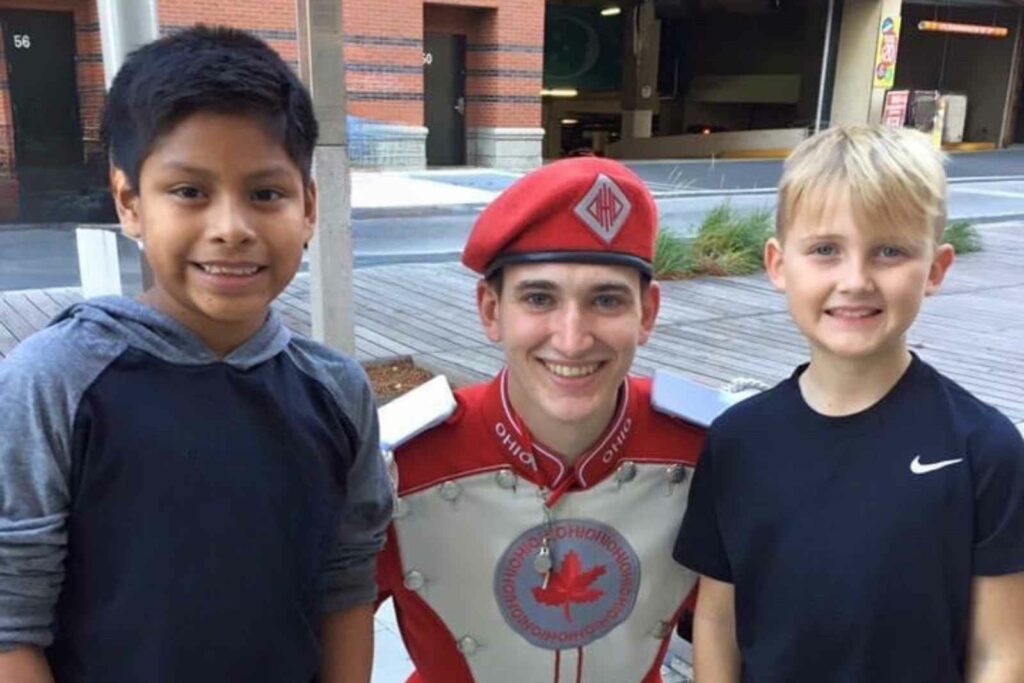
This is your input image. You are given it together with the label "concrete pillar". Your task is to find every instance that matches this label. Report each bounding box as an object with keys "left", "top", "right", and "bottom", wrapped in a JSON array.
[
  {"left": 78, "top": 0, "right": 158, "bottom": 298},
  {"left": 620, "top": 0, "right": 660, "bottom": 139},
  {"left": 298, "top": 0, "right": 356, "bottom": 353},
  {"left": 96, "top": 0, "right": 159, "bottom": 88},
  {"left": 830, "top": 0, "right": 902, "bottom": 126}
]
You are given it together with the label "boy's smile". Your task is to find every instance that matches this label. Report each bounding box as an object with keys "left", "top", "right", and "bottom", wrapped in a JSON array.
[
  {"left": 112, "top": 112, "right": 316, "bottom": 355},
  {"left": 766, "top": 188, "right": 953, "bottom": 367},
  {"left": 477, "top": 262, "right": 659, "bottom": 458}
]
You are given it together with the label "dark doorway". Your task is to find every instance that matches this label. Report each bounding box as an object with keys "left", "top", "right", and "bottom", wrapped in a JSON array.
[
  {"left": 1, "top": 10, "right": 112, "bottom": 222},
  {"left": 2, "top": 9, "right": 83, "bottom": 169},
  {"left": 424, "top": 32, "right": 466, "bottom": 166}
]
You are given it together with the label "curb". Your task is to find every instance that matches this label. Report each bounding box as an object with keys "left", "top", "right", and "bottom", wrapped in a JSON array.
[{"left": 353, "top": 203, "right": 488, "bottom": 220}]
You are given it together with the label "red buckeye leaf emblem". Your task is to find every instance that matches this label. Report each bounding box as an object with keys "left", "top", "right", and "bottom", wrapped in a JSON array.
[{"left": 531, "top": 550, "right": 606, "bottom": 623}]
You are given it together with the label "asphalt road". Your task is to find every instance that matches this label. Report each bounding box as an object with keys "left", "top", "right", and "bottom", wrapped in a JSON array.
[
  {"left": 4, "top": 149, "right": 1024, "bottom": 291},
  {"left": 625, "top": 148, "right": 1024, "bottom": 192}
]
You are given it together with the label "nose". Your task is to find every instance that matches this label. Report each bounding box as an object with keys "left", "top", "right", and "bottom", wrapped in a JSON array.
[
  {"left": 550, "top": 303, "right": 595, "bottom": 358},
  {"left": 208, "top": 196, "right": 256, "bottom": 246},
  {"left": 837, "top": 254, "right": 875, "bottom": 294}
]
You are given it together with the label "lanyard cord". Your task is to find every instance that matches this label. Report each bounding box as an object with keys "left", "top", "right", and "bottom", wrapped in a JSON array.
[{"left": 512, "top": 410, "right": 576, "bottom": 509}]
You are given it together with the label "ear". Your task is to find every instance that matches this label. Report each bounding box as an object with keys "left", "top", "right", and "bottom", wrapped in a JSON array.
[
  {"left": 764, "top": 236, "right": 786, "bottom": 291},
  {"left": 638, "top": 280, "right": 660, "bottom": 345},
  {"left": 111, "top": 167, "right": 142, "bottom": 240},
  {"left": 303, "top": 178, "right": 318, "bottom": 243},
  {"left": 476, "top": 279, "right": 503, "bottom": 343},
  {"left": 925, "top": 243, "right": 955, "bottom": 296}
]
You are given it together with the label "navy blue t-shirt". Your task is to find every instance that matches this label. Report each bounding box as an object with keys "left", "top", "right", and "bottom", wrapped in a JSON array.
[{"left": 674, "top": 355, "right": 1024, "bottom": 683}]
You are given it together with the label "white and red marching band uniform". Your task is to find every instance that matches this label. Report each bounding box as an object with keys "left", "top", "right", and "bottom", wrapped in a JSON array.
[
  {"left": 378, "top": 370, "right": 707, "bottom": 683},
  {"left": 376, "top": 157, "right": 737, "bottom": 682}
]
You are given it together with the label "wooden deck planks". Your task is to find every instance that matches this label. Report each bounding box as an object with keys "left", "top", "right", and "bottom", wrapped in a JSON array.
[{"left": 1, "top": 223, "right": 1022, "bottom": 421}]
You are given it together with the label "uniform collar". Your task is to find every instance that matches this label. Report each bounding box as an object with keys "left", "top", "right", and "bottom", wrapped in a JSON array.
[{"left": 481, "top": 368, "right": 637, "bottom": 491}]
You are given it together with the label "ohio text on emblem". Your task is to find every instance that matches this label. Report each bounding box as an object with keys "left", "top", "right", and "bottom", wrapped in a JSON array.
[{"left": 494, "top": 519, "right": 641, "bottom": 650}]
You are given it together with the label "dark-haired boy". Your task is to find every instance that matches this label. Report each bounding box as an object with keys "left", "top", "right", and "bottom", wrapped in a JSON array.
[{"left": 0, "top": 27, "right": 392, "bottom": 683}]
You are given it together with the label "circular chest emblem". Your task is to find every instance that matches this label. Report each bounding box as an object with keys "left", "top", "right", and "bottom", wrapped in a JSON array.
[{"left": 494, "top": 519, "right": 641, "bottom": 650}]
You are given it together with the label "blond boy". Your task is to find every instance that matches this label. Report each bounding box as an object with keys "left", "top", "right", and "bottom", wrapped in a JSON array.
[{"left": 673, "top": 126, "right": 1024, "bottom": 682}]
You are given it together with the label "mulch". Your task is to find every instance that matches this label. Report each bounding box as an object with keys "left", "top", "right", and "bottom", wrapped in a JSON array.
[{"left": 364, "top": 357, "right": 435, "bottom": 403}]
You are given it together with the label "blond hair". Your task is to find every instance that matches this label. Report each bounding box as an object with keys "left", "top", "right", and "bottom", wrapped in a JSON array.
[{"left": 777, "top": 125, "right": 947, "bottom": 242}]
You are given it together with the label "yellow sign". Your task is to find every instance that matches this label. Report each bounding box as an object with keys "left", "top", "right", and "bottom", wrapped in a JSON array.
[
  {"left": 873, "top": 16, "right": 901, "bottom": 89},
  {"left": 931, "top": 96, "right": 947, "bottom": 150}
]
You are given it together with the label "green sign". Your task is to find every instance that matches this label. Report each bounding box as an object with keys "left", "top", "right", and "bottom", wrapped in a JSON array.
[{"left": 544, "top": 6, "right": 622, "bottom": 91}]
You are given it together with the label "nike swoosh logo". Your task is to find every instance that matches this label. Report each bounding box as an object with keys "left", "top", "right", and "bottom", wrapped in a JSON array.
[{"left": 910, "top": 455, "right": 964, "bottom": 475}]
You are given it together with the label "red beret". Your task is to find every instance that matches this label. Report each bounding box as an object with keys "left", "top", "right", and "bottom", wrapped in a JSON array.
[{"left": 461, "top": 157, "right": 658, "bottom": 277}]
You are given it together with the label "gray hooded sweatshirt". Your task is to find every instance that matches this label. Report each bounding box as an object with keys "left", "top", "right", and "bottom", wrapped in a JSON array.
[{"left": 0, "top": 296, "right": 393, "bottom": 682}]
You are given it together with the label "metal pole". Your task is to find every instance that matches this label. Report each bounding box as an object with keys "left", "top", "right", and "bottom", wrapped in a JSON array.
[
  {"left": 296, "top": 0, "right": 356, "bottom": 352},
  {"left": 815, "top": 0, "right": 837, "bottom": 134}
]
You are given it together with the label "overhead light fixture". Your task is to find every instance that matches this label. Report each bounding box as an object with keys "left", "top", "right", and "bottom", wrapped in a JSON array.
[
  {"left": 540, "top": 88, "right": 578, "bottom": 98},
  {"left": 561, "top": 118, "right": 579, "bottom": 125},
  {"left": 918, "top": 20, "right": 1008, "bottom": 38},
  {"left": 600, "top": 6, "right": 621, "bottom": 17}
]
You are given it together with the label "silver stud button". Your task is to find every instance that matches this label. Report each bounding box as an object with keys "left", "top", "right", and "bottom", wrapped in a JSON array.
[
  {"left": 653, "top": 620, "right": 672, "bottom": 639},
  {"left": 615, "top": 461, "right": 638, "bottom": 483},
  {"left": 438, "top": 480, "right": 461, "bottom": 502},
  {"left": 495, "top": 469, "right": 518, "bottom": 490},
  {"left": 457, "top": 635, "right": 479, "bottom": 655},
  {"left": 666, "top": 464, "right": 688, "bottom": 484},
  {"left": 403, "top": 570, "right": 425, "bottom": 591}
]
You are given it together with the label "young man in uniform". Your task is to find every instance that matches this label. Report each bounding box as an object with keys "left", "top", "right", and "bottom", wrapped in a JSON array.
[{"left": 377, "top": 157, "right": 732, "bottom": 682}]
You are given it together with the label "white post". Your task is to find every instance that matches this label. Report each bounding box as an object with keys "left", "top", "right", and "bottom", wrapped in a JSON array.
[
  {"left": 96, "top": 0, "right": 159, "bottom": 88},
  {"left": 814, "top": 0, "right": 836, "bottom": 134},
  {"left": 297, "top": 0, "right": 356, "bottom": 352},
  {"left": 75, "top": 228, "right": 123, "bottom": 298},
  {"left": 80, "top": 0, "right": 158, "bottom": 297}
]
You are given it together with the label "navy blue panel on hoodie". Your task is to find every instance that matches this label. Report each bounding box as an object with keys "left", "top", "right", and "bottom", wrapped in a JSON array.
[{"left": 0, "top": 297, "right": 393, "bottom": 683}]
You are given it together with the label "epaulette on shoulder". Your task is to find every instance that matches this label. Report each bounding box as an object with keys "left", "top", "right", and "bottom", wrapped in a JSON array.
[
  {"left": 378, "top": 375, "right": 457, "bottom": 452},
  {"left": 651, "top": 370, "right": 765, "bottom": 428}
]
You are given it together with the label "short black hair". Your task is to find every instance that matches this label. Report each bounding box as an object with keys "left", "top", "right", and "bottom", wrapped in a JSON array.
[{"left": 101, "top": 25, "right": 318, "bottom": 189}]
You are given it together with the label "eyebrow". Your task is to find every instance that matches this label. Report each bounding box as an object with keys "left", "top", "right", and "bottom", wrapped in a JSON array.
[
  {"left": 798, "top": 233, "right": 844, "bottom": 242},
  {"left": 513, "top": 280, "right": 558, "bottom": 293},
  {"left": 154, "top": 162, "right": 296, "bottom": 182},
  {"left": 512, "top": 280, "right": 634, "bottom": 296},
  {"left": 591, "top": 283, "right": 634, "bottom": 295}
]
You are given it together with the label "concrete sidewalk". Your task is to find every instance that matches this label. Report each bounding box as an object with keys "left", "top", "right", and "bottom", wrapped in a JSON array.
[{"left": 352, "top": 168, "right": 509, "bottom": 210}]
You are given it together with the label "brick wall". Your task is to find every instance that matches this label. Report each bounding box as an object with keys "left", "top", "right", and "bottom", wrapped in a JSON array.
[
  {"left": 0, "top": 20, "right": 12, "bottom": 180},
  {"left": 0, "top": 0, "right": 543, "bottom": 181},
  {"left": 344, "top": 0, "right": 424, "bottom": 127},
  {"left": 0, "top": 0, "right": 103, "bottom": 178},
  {"left": 159, "top": 0, "right": 298, "bottom": 70}
]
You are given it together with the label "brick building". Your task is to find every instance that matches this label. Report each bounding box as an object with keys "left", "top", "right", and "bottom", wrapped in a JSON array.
[
  {"left": 0, "top": 0, "right": 545, "bottom": 221},
  {"left": 5, "top": 0, "right": 1024, "bottom": 223}
]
